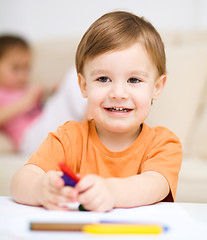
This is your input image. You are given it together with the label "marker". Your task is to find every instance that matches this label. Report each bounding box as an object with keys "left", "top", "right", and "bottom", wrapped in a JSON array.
[
  {"left": 83, "top": 223, "right": 164, "bottom": 234},
  {"left": 59, "top": 162, "right": 87, "bottom": 211},
  {"left": 30, "top": 222, "right": 165, "bottom": 234},
  {"left": 59, "top": 162, "right": 80, "bottom": 187}
]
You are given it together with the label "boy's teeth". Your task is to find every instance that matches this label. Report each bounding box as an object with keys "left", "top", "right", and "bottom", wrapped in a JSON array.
[{"left": 107, "top": 107, "right": 130, "bottom": 112}]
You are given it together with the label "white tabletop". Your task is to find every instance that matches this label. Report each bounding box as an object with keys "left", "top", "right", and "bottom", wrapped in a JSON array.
[{"left": 0, "top": 196, "right": 207, "bottom": 240}]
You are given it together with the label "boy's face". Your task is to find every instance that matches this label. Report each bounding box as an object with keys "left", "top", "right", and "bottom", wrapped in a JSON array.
[
  {"left": 0, "top": 47, "right": 31, "bottom": 89},
  {"left": 79, "top": 43, "right": 166, "bottom": 135}
]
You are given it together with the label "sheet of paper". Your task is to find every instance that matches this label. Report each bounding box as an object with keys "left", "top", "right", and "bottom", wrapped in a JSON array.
[{"left": 0, "top": 197, "right": 206, "bottom": 240}]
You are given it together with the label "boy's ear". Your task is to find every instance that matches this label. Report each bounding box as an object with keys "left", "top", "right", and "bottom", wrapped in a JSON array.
[
  {"left": 78, "top": 73, "right": 88, "bottom": 98},
  {"left": 152, "top": 74, "right": 167, "bottom": 100}
]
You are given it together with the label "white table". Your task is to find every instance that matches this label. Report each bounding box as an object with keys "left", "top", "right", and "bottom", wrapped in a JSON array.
[{"left": 0, "top": 196, "right": 207, "bottom": 240}]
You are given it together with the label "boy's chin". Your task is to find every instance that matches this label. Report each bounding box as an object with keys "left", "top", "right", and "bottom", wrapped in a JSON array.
[{"left": 103, "top": 122, "right": 140, "bottom": 133}]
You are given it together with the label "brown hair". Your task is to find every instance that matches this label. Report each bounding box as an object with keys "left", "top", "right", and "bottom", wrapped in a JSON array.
[
  {"left": 76, "top": 11, "right": 166, "bottom": 76},
  {"left": 0, "top": 35, "right": 30, "bottom": 59}
]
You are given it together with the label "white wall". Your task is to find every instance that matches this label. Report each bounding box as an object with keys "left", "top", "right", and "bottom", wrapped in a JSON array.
[{"left": 0, "top": 0, "right": 207, "bottom": 43}]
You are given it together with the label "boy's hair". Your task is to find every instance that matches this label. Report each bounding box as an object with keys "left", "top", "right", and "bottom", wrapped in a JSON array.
[
  {"left": 0, "top": 35, "right": 29, "bottom": 59},
  {"left": 76, "top": 11, "right": 166, "bottom": 76}
]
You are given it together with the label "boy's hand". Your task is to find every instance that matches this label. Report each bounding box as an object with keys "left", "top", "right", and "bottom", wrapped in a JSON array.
[
  {"left": 76, "top": 174, "right": 115, "bottom": 212},
  {"left": 35, "top": 171, "right": 78, "bottom": 210}
]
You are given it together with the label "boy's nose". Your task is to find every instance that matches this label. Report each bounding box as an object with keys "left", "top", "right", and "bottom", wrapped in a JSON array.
[{"left": 109, "top": 82, "right": 128, "bottom": 100}]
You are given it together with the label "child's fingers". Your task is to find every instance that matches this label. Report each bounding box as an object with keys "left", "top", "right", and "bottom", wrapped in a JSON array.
[
  {"left": 61, "top": 187, "right": 78, "bottom": 202},
  {"left": 48, "top": 182, "right": 78, "bottom": 201},
  {"left": 42, "top": 171, "right": 82, "bottom": 209},
  {"left": 77, "top": 176, "right": 115, "bottom": 212},
  {"left": 76, "top": 174, "right": 96, "bottom": 193},
  {"left": 44, "top": 201, "right": 69, "bottom": 211},
  {"left": 78, "top": 185, "right": 96, "bottom": 204},
  {"left": 46, "top": 191, "right": 61, "bottom": 205},
  {"left": 77, "top": 176, "right": 104, "bottom": 210},
  {"left": 45, "top": 186, "right": 77, "bottom": 209},
  {"left": 47, "top": 171, "right": 64, "bottom": 191},
  {"left": 79, "top": 191, "right": 103, "bottom": 211}
]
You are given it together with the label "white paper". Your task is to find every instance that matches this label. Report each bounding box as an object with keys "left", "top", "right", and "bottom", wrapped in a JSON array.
[{"left": 0, "top": 197, "right": 206, "bottom": 240}]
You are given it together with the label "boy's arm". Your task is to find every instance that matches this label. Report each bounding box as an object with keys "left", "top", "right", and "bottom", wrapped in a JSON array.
[
  {"left": 11, "top": 164, "right": 46, "bottom": 206},
  {"left": 11, "top": 164, "right": 78, "bottom": 210},
  {"left": 108, "top": 171, "right": 170, "bottom": 208},
  {"left": 77, "top": 171, "right": 169, "bottom": 211}
]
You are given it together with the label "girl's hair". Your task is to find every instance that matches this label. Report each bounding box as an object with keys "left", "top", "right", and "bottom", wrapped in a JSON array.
[
  {"left": 76, "top": 11, "right": 166, "bottom": 76},
  {"left": 0, "top": 35, "right": 30, "bottom": 59}
]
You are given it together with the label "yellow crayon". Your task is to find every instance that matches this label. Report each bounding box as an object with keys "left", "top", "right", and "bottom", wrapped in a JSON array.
[{"left": 83, "top": 223, "right": 164, "bottom": 234}]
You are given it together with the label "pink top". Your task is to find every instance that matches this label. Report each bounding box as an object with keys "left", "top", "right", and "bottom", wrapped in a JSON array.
[{"left": 0, "top": 87, "right": 42, "bottom": 149}]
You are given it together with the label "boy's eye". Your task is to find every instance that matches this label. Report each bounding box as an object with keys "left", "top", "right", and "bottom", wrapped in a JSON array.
[
  {"left": 97, "top": 77, "right": 111, "bottom": 82},
  {"left": 127, "top": 78, "right": 141, "bottom": 83}
]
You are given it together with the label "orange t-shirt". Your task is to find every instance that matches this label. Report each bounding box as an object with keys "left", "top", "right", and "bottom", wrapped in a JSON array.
[{"left": 26, "top": 119, "right": 182, "bottom": 201}]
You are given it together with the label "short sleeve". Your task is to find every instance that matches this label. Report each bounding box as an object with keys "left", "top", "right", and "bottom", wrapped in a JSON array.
[
  {"left": 140, "top": 127, "right": 183, "bottom": 201},
  {"left": 25, "top": 126, "right": 72, "bottom": 172}
]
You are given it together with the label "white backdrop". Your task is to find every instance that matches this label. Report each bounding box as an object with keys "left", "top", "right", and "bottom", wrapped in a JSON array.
[{"left": 0, "top": 0, "right": 207, "bottom": 43}]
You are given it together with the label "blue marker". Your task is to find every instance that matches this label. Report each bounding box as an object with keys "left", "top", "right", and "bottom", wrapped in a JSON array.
[{"left": 59, "top": 162, "right": 87, "bottom": 211}]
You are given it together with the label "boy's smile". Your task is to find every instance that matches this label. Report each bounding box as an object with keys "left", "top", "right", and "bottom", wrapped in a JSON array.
[
  {"left": 105, "top": 107, "right": 132, "bottom": 113},
  {"left": 78, "top": 43, "right": 166, "bottom": 145}
]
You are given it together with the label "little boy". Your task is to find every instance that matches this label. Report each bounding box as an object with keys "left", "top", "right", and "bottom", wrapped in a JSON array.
[{"left": 11, "top": 11, "right": 182, "bottom": 212}]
